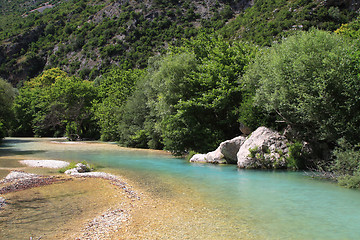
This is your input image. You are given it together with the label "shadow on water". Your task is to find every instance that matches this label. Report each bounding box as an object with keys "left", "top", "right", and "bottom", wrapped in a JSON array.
[
  {"left": 0, "top": 149, "right": 46, "bottom": 157},
  {"left": 0, "top": 138, "right": 46, "bottom": 157}
]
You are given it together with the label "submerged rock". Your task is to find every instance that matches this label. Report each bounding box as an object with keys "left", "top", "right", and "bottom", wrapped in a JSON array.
[
  {"left": 20, "top": 160, "right": 70, "bottom": 169},
  {"left": 237, "top": 127, "right": 289, "bottom": 169}
]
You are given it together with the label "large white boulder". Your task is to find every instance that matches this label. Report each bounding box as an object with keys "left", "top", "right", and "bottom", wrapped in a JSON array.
[
  {"left": 219, "top": 136, "right": 246, "bottom": 164},
  {"left": 189, "top": 147, "right": 226, "bottom": 164},
  {"left": 237, "top": 127, "right": 289, "bottom": 168},
  {"left": 189, "top": 136, "right": 246, "bottom": 164}
]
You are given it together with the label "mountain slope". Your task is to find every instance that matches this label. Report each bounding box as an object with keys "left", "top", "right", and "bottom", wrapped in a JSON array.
[
  {"left": 0, "top": 0, "right": 251, "bottom": 86},
  {"left": 0, "top": 0, "right": 359, "bottom": 86}
]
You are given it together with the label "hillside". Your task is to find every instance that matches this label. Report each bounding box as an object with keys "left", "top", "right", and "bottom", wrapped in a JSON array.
[
  {"left": 0, "top": 0, "right": 251, "bottom": 86},
  {"left": 0, "top": 0, "right": 359, "bottom": 86}
]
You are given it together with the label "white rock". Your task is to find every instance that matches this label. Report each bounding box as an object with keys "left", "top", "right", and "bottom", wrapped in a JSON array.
[
  {"left": 64, "top": 168, "right": 79, "bottom": 175},
  {"left": 189, "top": 148, "right": 226, "bottom": 164},
  {"left": 237, "top": 127, "right": 288, "bottom": 168},
  {"left": 219, "top": 136, "right": 246, "bottom": 163}
]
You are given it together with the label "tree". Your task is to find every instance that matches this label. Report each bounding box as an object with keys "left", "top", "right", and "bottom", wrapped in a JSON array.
[
  {"left": 0, "top": 78, "right": 15, "bottom": 139},
  {"left": 244, "top": 29, "right": 360, "bottom": 144},
  {"left": 93, "top": 68, "right": 145, "bottom": 141},
  {"left": 123, "top": 34, "right": 257, "bottom": 154},
  {"left": 13, "top": 68, "right": 98, "bottom": 139},
  {"left": 42, "top": 76, "right": 98, "bottom": 140}
]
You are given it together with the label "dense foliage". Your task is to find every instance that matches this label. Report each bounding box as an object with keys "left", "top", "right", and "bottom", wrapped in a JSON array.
[
  {"left": 13, "top": 68, "right": 98, "bottom": 139},
  {"left": 94, "top": 68, "right": 145, "bottom": 141},
  {"left": 111, "top": 34, "right": 257, "bottom": 154},
  {"left": 244, "top": 30, "right": 360, "bottom": 145},
  {"left": 331, "top": 139, "right": 360, "bottom": 188},
  {"left": 220, "top": 0, "right": 356, "bottom": 46},
  {"left": 0, "top": 0, "right": 236, "bottom": 86},
  {"left": 0, "top": 78, "right": 15, "bottom": 139}
]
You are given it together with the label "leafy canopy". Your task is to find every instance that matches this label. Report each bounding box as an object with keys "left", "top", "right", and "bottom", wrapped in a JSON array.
[{"left": 245, "top": 29, "right": 360, "bottom": 144}]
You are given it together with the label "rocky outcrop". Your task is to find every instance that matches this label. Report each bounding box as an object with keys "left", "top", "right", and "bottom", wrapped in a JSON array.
[
  {"left": 237, "top": 127, "right": 289, "bottom": 169},
  {"left": 190, "top": 126, "right": 290, "bottom": 169}
]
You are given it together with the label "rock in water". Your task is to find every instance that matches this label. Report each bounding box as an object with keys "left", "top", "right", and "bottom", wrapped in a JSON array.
[
  {"left": 189, "top": 147, "right": 226, "bottom": 164},
  {"left": 189, "top": 136, "right": 246, "bottom": 164},
  {"left": 237, "top": 127, "right": 289, "bottom": 169},
  {"left": 219, "top": 136, "right": 246, "bottom": 164}
]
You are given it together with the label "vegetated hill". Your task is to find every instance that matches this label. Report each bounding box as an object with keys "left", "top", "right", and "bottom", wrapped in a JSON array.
[
  {"left": 0, "top": 0, "right": 251, "bottom": 86},
  {"left": 0, "top": 0, "right": 57, "bottom": 15},
  {"left": 0, "top": 0, "right": 359, "bottom": 86},
  {"left": 219, "top": 0, "right": 359, "bottom": 46}
]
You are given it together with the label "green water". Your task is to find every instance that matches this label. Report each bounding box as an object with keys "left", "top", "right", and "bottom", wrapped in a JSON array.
[{"left": 1, "top": 138, "right": 360, "bottom": 239}]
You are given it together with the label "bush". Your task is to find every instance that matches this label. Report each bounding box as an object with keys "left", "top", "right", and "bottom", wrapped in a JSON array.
[
  {"left": 185, "top": 150, "right": 199, "bottom": 161},
  {"left": 286, "top": 141, "right": 306, "bottom": 170},
  {"left": 330, "top": 138, "right": 360, "bottom": 176},
  {"left": 329, "top": 138, "right": 360, "bottom": 188}
]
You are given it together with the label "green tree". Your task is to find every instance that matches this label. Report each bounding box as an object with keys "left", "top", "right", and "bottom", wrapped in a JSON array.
[
  {"left": 0, "top": 78, "right": 15, "bottom": 139},
  {"left": 93, "top": 68, "right": 145, "bottom": 141},
  {"left": 13, "top": 68, "right": 98, "bottom": 139},
  {"left": 244, "top": 30, "right": 360, "bottom": 144},
  {"left": 123, "top": 34, "right": 257, "bottom": 154}
]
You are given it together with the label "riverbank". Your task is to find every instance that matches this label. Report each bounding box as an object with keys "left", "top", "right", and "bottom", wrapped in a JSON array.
[{"left": 0, "top": 138, "right": 254, "bottom": 239}]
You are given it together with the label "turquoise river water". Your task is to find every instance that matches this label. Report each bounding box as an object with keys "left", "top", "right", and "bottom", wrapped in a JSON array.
[{"left": 1, "top": 138, "right": 360, "bottom": 239}]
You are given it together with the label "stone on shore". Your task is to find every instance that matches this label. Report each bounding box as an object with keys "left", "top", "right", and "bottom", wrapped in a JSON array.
[
  {"left": 64, "top": 163, "right": 91, "bottom": 174},
  {"left": 237, "top": 127, "right": 289, "bottom": 169},
  {"left": 189, "top": 126, "right": 289, "bottom": 168},
  {"left": 20, "top": 160, "right": 70, "bottom": 169}
]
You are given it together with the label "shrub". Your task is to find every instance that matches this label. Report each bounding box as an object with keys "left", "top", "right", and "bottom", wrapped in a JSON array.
[
  {"left": 286, "top": 141, "right": 306, "bottom": 170},
  {"left": 329, "top": 138, "right": 360, "bottom": 188}
]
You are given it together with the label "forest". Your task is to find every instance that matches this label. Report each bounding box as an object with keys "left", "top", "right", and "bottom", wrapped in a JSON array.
[{"left": 1, "top": 0, "right": 360, "bottom": 187}]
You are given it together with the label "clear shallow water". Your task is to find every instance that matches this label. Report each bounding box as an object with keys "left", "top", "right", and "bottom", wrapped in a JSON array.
[{"left": 2, "top": 138, "right": 360, "bottom": 239}]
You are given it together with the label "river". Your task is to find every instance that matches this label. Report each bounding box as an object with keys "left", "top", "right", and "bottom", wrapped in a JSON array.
[{"left": 1, "top": 138, "right": 360, "bottom": 239}]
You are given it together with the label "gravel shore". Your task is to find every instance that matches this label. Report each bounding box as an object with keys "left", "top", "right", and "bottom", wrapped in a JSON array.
[
  {"left": 0, "top": 169, "right": 139, "bottom": 239},
  {"left": 0, "top": 171, "right": 70, "bottom": 195}
]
